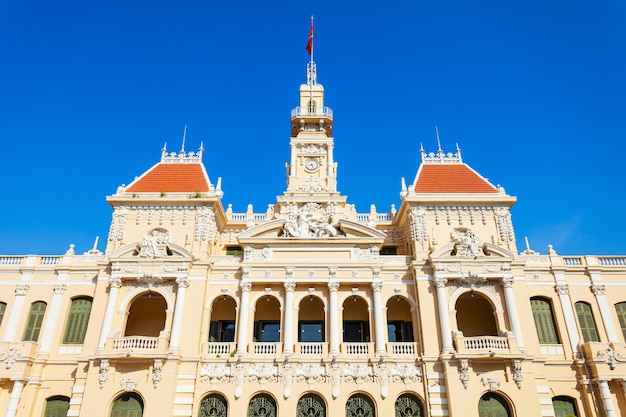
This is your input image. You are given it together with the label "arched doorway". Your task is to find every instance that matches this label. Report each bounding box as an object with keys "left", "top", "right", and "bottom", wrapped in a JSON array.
[
  {"left": 125, "top": 292, "right": 167, "bottom": 337},
  {"left": 198, "top": 393, "right": 228, "bottom": 417},
  {"left": 386, "top": 296, "right": 414, "bottom": 342},
  {"left": 248, "top": 393, "right": 277, "bottom": 417},
  {"left": 342, "top": 296, "right": 370, "bottom": 342},
  {"left": 111, "top": 392, "right": 144, "bottom": 417},
  {"left": 395, "top": 393, "right": 424, "bottom": 417},
  {"left": 456, "top": 292, "right": 497, "bottom": 337},
  {"left": 298, "top": 296, "right": 325, "bottom": 342},
  {"left": 254, "top": 296, "right": 281, "bottom": 342},
  {"left": 209, "top": 296, "right": 237, "bottom": 342},
  {"left": 346, "top": 393, "right": 375, "bottom": 417},
  {"left": 297, "top": 393, "right": 326, "bottom": 417},
  {"left": 478, "top": 392, "right": 511, "bottom": 417}
]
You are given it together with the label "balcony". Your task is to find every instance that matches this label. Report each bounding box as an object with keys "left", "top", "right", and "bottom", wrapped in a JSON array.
[
  {"left": 342, "top": 342, "right": 373, "bottom": 356},
  {"left": 203, "top": 342, "right": 236, "bottom": 358},
  {"left": 250, "top": 342, "right": 282, "bottom": 356},
  {"left": 453, "top": 332, "right": 522, "bottom": 358},
  {"left": 387, "top": 342, "right": 418, "bottom": 356},
  {"left": 296, "top": 342, "right": 327, "bottom": 356},
  {"left": 99, "top": 334, "right": 169, "bottom": 359},
  {"left": 290, "top": 106, "right": 333, "bottom": 120},
  {"left": 0, "top": 341, "right": 38, "bottom": 375}
]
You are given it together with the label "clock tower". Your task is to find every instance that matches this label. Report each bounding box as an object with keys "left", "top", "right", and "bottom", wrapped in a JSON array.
[{"left": 282, "top": 59, "right": 342, "bottom": 202}]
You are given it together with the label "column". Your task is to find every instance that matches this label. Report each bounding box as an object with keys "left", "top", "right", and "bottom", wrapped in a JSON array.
[
  {"left": 169, "top": 277, "right": 190, "bottom": 352},
  {"left": 433, "top": 277, "right": 453, "bottom": 353},
  {"left": 39, "top": 284, "right": 66, "bottom": 353},
  {"left": 236, "top": 282, "right": 252, "bottom": 355},
  {"left": 500, "top": 278, "right": 525, "bottom": 352},
  {"left": 598, "top": 379, "right": 617, "bottom": 417},
  {"left": 4, "top": 379, "right": 24, "bottom": 417},
  {"left": 372, "top": 282, "right": 386, "bottom": 355},
  {"left": 97, "top": 277, "right": 122, "bottom": 351},
  {"left": 555, "top": 284, "right": 581, "bottom": 356},
  {"left": 328, "top": 282, "right": 340, "bottom": 356},
  {"left": 3, "top": 285, "right": 29, "bottom": 341},
  {"left": 591, "top": 283, "right": 621, "bottom": 343},
  {"left": 283, "top": 282, "right": 296, "bottom": 355}
]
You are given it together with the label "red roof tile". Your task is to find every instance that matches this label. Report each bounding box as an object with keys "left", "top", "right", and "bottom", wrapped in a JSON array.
[
  {"left": 126, "top": 163, "right": 210, "bottom": 193},
  {"left": 414, "top": 164, "right": 497, "bottom": 193}
]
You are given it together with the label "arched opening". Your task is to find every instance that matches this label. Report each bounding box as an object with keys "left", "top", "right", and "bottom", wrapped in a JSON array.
[
  {"left": 346, "top": 393, "right": 375, "bottom": 417},
  {"left": 552, "top": 395, "right": 579, "bottom": 417},
  {"left": 308, "top": 100, "right": 317, "bottom": 114},
  {"left": 342, "top": 296, "right": 370, "bottom": 342},
  {"left": 455, "top": 292, "right": 497, "bottom": 336},
  {"left": 395, "top": 393, "right": 424, "bottom": 417},
  {"left": 44, "top": 395, "right": 70, "bottom": 417},
  {"left": 386, "top": 296, "right": 414, "bottom": 342},
  {"left": 125, "top": 292, "right": 167, "bottom": 337},
  {"left": 209, "top": 296, "right": 237, "bottom": 342},
  {"left": 198, "top": 393, "right": 228, "bottom": 417},
  {"left": 23, "top": 301, "right": 47, "bottom": 342},
  {"left": 478, "top": 392, "right": 511, "bottom": 417},
  {"left": 297, "top": 393, "right": 326, "bottom": 417},
  {"left": 248, "top": 393, "right": 277, "bottom": 417},
  {"left": 254, "top": 296, "right": 281, "bottom": 342},
  {"left": 298, "top": 296, "right": 325, "bottom": 342},
  {"left": 110, "top": 392, "right": 144, "bottom": 417}
]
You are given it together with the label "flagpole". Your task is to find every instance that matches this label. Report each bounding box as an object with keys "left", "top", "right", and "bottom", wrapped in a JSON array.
[{"left": 310, "top": 15, "right": 314, "bottom": 63}]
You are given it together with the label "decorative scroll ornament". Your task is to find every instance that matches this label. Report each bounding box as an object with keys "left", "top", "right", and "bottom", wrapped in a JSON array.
[
  {"left": 294, "top": 364, "right": 326, "bottom": 387},
  {"left": 244, "top": 246, "right": 272, "bottom": 261},
  {"left": 282, "top": 203, "right": 340, "bottom": 238},
  {"left": 53, "top": 284, "right": 66, "bottom": 295},
  {"left": 496, "top": 208, "right": 515, "bottom": 244},
  {"left": 152, "top": 359, "right": 163, "bottom": 388},
  {"left": 375, "top": 362, "right": 389, "bottom": 398},
  {"left": 233, "top": 362, "right": 245, "bottom": 399},
  {"left": 390, "top": 363, "right": 422, "bottom": 389},
  {"left": 596, "top": 347, "right": 624, "bottom": 370},
  {"left": 98, "top": 359, "right": 110, "bottom": 389},
  {"left": 137, "top": 228, "right": 171, "bottom": 258},
  {"left": 329, "top": 362, "right": 341, "bottom": 398},
  {"left": 108, "top": 206, "right": 127, "bottom": 242},
  {"left": 511, "top": 359, "right": 523, "bottom": 389},
  {"left": 458, "top": 359, "right": 470, "bottom": 389},
  {"left": 281, "top": 362, "right": 294, "bottom": 398},
  {"left": 555, "top": 284, "right": 570, "bottom": 295},
  {"left": 0, "top": 348, "right": 23, "bottom": 369},
  {"left": 481, "top": 377, "right": 500, "bottom": 392},
  {"left": 120, "top": 378, "right": 139, "bottom": 392},
  {"left": 451, "top": 228, "right": 483, "bottom": 257},
  {"left": 409, "top": 207, "right": 428, "bottom": 243},
  {"left": 195, "top": 206, "right": 216, "bottom": 243},
  {"left": 176, "top": 276, "right": 190, "bottom": 288},
  {"left": 342, "top": 364, "right": 374, "bottom": 388},
  {"left": 248, "top": 364, "right": 279, "bottom": 387},
  {"left": 15, "top": 284, "right": 29, "bottom": 296},
  {"left": 351, "top": 246, "right": 380, "bottom": 260},
  {"left": 200, "top": 363, "right": 232, "bottom": 384},
  {"left": 591, "top": 284, "right": 606, "bottom": 296}
]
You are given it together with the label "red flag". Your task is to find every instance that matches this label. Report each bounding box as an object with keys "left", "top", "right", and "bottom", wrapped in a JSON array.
[{"left": 306, "top": 23, "right": 313, "bottom": 55}]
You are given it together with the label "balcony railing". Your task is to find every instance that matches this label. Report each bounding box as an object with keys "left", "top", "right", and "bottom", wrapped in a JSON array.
[
  {"left": 343, "top": 342, "right": 371, "bottom": 355},
  {"left": 113, "top": 336, "right": 159, "bottom": 351},
  {"left": 453, "top": 332, "right": 517, "bottom": 356},
  {"left": 203, "top": 342, "right": 236, "bottom": 357},
  {"left": 291, "top": 106, "right": 333, "bottom": 119},
  {"left": 297, "top": 342, "right": 325, "bottom": 355},
  {"left": 250, "top": 342, "right": 282, "bottom": 356},
  {"left": 388, "top": 342, "right": 417, "bottom": 356}
]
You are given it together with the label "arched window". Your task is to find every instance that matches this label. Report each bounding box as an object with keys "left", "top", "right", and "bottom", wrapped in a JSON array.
[
  {"left": 0, "top": 302, "right": 6, "bottom": 327},
  {"left": 198, "top": 393, "right": 228, "bottom": 417},
  {"left": 308, "top": 100, "right": 317, "bottom": 114},
  {"left": 552, "top": 396, "right": 579, "bottom": 417},
  {"left": 297, "top": 393, "right": 326, "bottom": 417},
  {"left": 110, "top": 392, "right": 143, "bottom": 417},
  {"left": 346, "top": 393, "right": 375, "bottom": 417},
  {"left": 615, "top": 302, "right": 626, "bottom": 342},
  {"left": 248, "top": 393, "right": 276, "bottom": 417},
  {"left": 23, "top": 301, "right": 47, "bottom": 342},
  {"left": 574, "top": 301, "right": 599, "bottom": 342},
  {"left": 44, "top": 396, "right": 70, "bottom": 417},
  {"left": 478, "top": 393, "right": 511, "bottom": 417},
  {"left": 63, "top": 297, "right": 93, "bottom": 344},
  {"left": 530, "top": 297, "right": 560, "bottom": 344},
  {"left": 395, "top": 393, "right": 424, "bottom": 417}
]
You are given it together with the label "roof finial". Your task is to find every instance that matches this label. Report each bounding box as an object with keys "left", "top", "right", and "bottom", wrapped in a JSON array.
[
  {"left": 180, "top": 125, "right": 187, "bottom": 156},
  {"left": 161, "top": 142, "right": 168, "bottom": 160},
  {"left": 435, "top": 126, "right": 443, "bottom": 157}
]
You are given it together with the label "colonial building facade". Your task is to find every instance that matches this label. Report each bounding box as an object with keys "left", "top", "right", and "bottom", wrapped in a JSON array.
[{"left": 0, "top": 58, "right": 625, "bottom": 417}]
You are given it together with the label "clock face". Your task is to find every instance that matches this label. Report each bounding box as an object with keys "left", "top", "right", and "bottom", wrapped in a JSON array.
[{"left": 304, "top": 158, "right": 319, "bottom": 171}]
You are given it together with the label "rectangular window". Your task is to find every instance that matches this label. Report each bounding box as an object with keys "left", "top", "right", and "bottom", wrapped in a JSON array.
[
  {"left": 63, "top": 298, "right": 93, "bottom": 344},
  {"left": 254, "top": 321, "right": 280, "bottom": 342},
  {"left": 343, "top": 321, "right": 370, "bottom": 342},
  {"left": 299, "top": 321, "right": 324, "bottom": 342},
  {"left": 531, "top": 298, "right": 560, "bottom": 344},
  {"left": 226, "top": 246, "right": 243, "bottom": 256},
  {"left": 575, "top": 302, "right": 599, "bottom": 342},
  {"left": 387, "top": 321, "right": 414, "bottom": 342},
  {"left": 23, "top": 301, "right": 47, "bottom": 342},
  {"left": 209, "top": 321, "right": 235, "bottom": 342}
]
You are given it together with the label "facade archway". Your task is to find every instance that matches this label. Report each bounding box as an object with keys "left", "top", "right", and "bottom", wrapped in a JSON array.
[
  {"left": 298, "top": 296, "right": 325, "bottom": 343},
  {"left": 43, "top": 395, "right": 70, "bottom": 417},
  {"left": 198, "top": 393, "right": 228, "bottom": 417},
  {"left": 248, "top": 393, "right": 277, "bottom": 417},
  {"left": 386, "top": 296, "right": 414, "bottom": 342},
  {"left": 124, "top": 292, "right": 167, "bottom": 337},
  {"left": 110, "top": 392, "right": 144, "bottom": 417},
  {"left": 209, "top": 296, "right": 237, "bottom": 342},
  {"left": 342, "top": 296, "right": 370, "bottom": 342},
  {"left": 478, "top": 392, "right": 511, "bottom": 417},
  {"left": 455, "top": 292, "right": 498, "bottom": 336},
  {"left": 346, "top": 393, "right": 375, "bottom": 417},
  {"left": 297, "top": 393, "right": 326, "bottom": 417},
  {"left": 395, "top": 393, "right": 424, "bottom": 417},
  {"left": 254, "top": 296, "right": 281, "bottom": 342},
  {"left": 552, "top": 396, "right": 579, "bottom": 417}
]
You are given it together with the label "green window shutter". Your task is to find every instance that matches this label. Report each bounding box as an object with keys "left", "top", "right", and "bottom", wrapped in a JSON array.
[
  {"left": 478, "top": 393, "right": 511, "bottom": 417},
  {"left": 575, "top": 302, "right": 600, "bottom": 342},
  {"left": 552, "top": 396, "right": 578, "bottom": 417},
  {"left": 531, "top": 298, "right": 560, "bottom": 344},
  {"left": 44, "top": 396, "right": 70, "bottom": 417},
  {"left": 63, "top": 298, "right": 93, "bottom": 344},
  {"left": 23, "top": 301, "right": 46, "bottom": 342},
  {"left": 615, "top": 302, "right": 626, "bottom": 342},
  {"left": 111, "top": 393, "right": 144, "bottom": 417},
  {"left": 0, "top": 302, "right": 6, "bottom": 327}
]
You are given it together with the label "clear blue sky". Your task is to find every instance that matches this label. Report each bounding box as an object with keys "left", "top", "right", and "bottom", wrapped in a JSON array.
[{"left": 0, "top": 1, "right": 624, "bottom": 256}]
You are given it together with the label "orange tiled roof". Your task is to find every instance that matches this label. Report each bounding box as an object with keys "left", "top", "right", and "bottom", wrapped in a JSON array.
[
  {"left": 414, "top": 164, "right": 497, "bottom": 193},
  {"left": 126, "top": 163, "right": 210, "bottom": 193}
]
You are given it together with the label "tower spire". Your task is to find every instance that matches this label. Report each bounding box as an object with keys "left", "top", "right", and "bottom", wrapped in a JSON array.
[{"left": 306, "top": 16, "right": 317, "bottom": 85}]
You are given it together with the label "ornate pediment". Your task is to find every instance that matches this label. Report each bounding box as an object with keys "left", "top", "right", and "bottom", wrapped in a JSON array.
[{"left": 238, "top": 219, "right": 386, "bottom": 242}]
